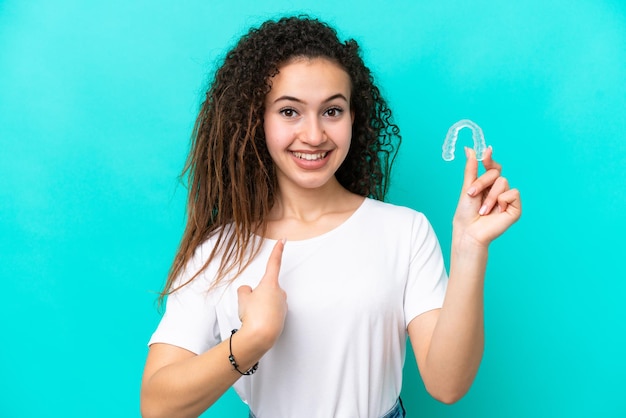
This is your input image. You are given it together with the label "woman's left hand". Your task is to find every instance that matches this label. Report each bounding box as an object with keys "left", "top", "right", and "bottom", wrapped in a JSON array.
[{"left": 452, "top": 146, "right": 522, "bottom": 248}]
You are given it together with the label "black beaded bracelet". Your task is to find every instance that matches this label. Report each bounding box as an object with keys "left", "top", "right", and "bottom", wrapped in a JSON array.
[{"left": 228, "top": 329, "right": 259, "bottom": 376}]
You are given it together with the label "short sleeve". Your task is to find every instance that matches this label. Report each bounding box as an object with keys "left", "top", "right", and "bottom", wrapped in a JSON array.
[
  {"left": 404, "top": 213, "right": 449, "bottom": 326},
  {"left": 148, "top": 250, "right": 221, "bottom": 354}
]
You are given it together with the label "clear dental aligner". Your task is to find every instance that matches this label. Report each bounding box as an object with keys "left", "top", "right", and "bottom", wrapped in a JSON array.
[{"left": 442, "top": 119, "right": 488, "bottom": 161}]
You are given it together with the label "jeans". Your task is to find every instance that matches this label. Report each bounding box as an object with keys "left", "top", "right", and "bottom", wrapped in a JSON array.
[
  {"left": 382, "top": 398, "right": 406, "bottom": 418},
  {"left": 248, "top": 398, "right": 406, "bottom": 418}
]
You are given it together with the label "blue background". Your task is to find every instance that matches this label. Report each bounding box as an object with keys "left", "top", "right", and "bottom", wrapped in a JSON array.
[{"left": 1, "top": 0, "right": 625, "bottom": 416}]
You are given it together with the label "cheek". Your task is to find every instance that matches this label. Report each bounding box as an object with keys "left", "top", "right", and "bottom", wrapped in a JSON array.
[
  {"left": 336, "top": 120, "right": 354, "bottom": 145},
  {"left": 264, "top": 117, "right": 289, "bottom": 142},
  {"left": 264, "top": 119, "right": 289, "bottom": 157}
]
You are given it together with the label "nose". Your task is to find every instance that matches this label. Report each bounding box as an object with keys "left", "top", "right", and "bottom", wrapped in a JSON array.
[{"left": 300, "top": 116, "right": 326, "bottom": 146}]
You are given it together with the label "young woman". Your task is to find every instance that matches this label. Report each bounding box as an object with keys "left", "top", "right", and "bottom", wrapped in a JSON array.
[{"left": 140, "top": 16, "right": 521, "bottom": 418}]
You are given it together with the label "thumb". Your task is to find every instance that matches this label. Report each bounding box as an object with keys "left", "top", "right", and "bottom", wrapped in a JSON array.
[
  {"left": 259, "top": 239, "right": 285, "bottom": 287},
  {"left": 462, "top": 147, "right": 478, "bottom": 191},
  {"left": 237, "top": 285, "right": 252, "bottom": 321},
  {"left": 237, "top": 285, "right": 252, "bottom": 303}
]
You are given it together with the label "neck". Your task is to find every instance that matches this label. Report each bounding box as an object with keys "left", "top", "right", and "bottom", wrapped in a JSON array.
[{"left": 270, "top": 177, "right": 356, "bottom": 222}]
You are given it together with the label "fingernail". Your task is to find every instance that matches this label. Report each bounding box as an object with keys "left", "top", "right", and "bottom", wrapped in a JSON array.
[
  {"left": 464, "top": 146, "right": 470, "bottom": 158},
  {"left": 467, "top": 187, "right": 476, "bottom": 196},
  {"left": 280, "top": 238, "right": 287, "bottom": 244},
  {"left": 479, "top": 205, "right": 488, "bottom": 215}
]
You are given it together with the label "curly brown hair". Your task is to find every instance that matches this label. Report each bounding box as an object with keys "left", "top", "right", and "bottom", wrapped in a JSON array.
[{"left": 160, "top": 15, "right": 401, "bottom": 302}]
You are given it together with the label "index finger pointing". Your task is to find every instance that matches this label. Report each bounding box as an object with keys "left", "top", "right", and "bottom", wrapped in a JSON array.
[{"left": 261, "top": 239, "right": 286, "bottom": 286}]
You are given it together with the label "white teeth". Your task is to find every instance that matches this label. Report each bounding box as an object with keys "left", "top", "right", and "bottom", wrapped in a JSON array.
[{"left": 292, "top": 151, "right": 328, "bottom": 161}]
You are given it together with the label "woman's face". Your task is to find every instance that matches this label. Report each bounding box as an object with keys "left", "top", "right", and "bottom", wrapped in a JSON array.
[{"left": 263, "top": 57, "right": 354, "bottom": 193}]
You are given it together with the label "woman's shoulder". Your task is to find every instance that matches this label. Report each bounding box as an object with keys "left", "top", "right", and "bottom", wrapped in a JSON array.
[
  {"left": 361, "top": 198, "right": 435, "bottom": 234},
  {"left": 363, "top": 198, "right": 428, "bottom": 221},
  {"left": 172, "top": 227, "right": 235, "bottom": 287}
]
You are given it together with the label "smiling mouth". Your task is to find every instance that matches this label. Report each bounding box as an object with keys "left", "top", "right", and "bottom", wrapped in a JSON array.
[{"left": 291, "top": 151, "right": 329, "bottom": 161}]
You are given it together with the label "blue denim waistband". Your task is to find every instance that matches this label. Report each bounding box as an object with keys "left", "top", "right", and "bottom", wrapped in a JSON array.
[
  {"left": 248, "top": 397, "right": 405, "bottom": 418},
  {"left": 382, "top": 398, "right": 405, "bottom": 418}
]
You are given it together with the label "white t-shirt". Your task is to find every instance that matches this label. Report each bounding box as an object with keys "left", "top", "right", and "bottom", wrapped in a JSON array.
[{"left": 149, "top": 198, "right": 448, "bottom": 418}]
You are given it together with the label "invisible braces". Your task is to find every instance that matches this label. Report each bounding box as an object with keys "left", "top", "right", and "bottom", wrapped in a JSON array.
[{"left": 442, "top": 119, "right": 487, "bottom": 161}]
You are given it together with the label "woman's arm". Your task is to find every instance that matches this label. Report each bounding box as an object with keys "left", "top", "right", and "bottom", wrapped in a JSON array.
[
  {"left": 408, "top": 147, "right": 521, "bottom": 404},
  {"left": 141, "top": 330, "right": 266, "bottom": 418},
  {"left": 140, "top": 240, "right": 287, "bottom": 418}
]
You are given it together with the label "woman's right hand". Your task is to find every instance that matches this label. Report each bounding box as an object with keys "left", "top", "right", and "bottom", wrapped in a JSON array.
[{"left": 236, "top": 239, "right": 288, "bottom": 351}]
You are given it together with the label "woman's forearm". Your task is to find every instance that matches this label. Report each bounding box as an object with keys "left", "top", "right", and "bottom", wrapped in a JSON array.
[
  {"left": 140, "top": 328, "right": 268, "bottom": 418},
  {"left": 420, "top": 238, "right": 488, "bottom": 403}
]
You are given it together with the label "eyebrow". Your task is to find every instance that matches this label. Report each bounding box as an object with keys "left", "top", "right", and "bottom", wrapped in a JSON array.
[{"left": 272, "top": 93, "right": 349, "bottom": 104}]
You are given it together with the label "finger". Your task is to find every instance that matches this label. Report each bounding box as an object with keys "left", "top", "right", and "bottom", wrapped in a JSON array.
[
  {"left": 480, "top": 146, "right": 502, "bottom": 173},
  {"left": 237, "top": 285, "right": 252, "bottom": 317},
  {"left": 478, "top": 176, "right": 509, "bottom": 215},
  {"left": 467, "top": 168, "right": 502, "bottom": 197},
  {"left": 496, "top": 188, "right": 522, "bottom": 220},
  {"left": 259, "top": 239, "right": 285, "bottom": 287},
  {"left": 237, "top": 285, "right": 252, "bottom": 300},
  {"left": 237, "top": 285, "right": 253, "bottom": 321},
  {"left": 462, "top": 147, "right": 479, "bottom": 191}
]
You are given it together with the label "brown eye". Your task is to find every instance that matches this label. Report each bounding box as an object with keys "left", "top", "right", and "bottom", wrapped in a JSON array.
[
  {"left": 324, "top": 107, "right": 343, "bottom": 117},
  {"left": 280, "top": 108, "right": 297, "bottom": 118}
]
